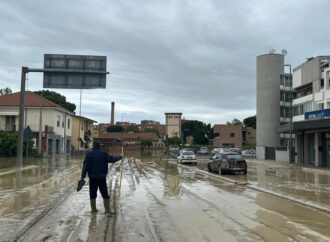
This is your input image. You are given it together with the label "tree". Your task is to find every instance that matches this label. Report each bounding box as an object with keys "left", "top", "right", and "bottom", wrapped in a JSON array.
[
  {"left": 34, "top": 90, "right": 76, "bottom": 112},
  {"left": 226, "top": 118, "right": 242, "bottom": 125},
  {"left": 243, "top": 115, "right": 256, "bottom": 129},
  {"left": 126, "top": 124, "right": 140, "bottom": 133},
  {"left": 182, "top": 120, "right": 213, "bottom": 145},
  {"left": 0, "top": 87, "right": 12, "bottom": 96},
  {"left": 107, "top": 125, "right": 123, "bottom": 132}
]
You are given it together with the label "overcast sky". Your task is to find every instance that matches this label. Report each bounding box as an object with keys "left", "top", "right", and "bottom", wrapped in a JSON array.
[{"left": 1, "top": 0, "right": 329, "bottom": 125}]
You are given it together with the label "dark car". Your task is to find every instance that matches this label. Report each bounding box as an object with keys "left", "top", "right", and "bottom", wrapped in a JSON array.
[{"left": 207, "top": 152, "right": 247, "bottom": 175}]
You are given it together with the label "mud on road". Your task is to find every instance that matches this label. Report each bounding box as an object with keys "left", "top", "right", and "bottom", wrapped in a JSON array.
[{"left": 4, "top": 157, "right": 330, "bottom": 242}]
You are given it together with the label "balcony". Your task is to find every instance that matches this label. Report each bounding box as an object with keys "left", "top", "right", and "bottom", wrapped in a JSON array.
[
  {"left": 0, "top": 124, "right": 16, "bottom": 132},
  {"left": 292, "top": 93, "right": 313, "bottom": 105}
]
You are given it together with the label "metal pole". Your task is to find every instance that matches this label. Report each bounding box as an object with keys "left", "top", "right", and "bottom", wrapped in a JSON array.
[
  {"left": 16, "top": 67, "right": 28, "bottom": 167},
  {"left": 39, "top": 104, "right": 42, "bottom": 155},
  {"left": 289, "top": 65, "right": 293, "bottom": 163}
]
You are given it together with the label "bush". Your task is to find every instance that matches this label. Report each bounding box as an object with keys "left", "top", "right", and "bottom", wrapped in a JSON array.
[{"left": 0, "top": 131, "right": 18, "bottom": 156}]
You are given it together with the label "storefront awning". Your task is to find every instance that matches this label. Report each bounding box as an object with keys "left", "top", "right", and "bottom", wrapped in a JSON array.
[{"left": 278, "top": 118, "right": 330, "bottom": 133}]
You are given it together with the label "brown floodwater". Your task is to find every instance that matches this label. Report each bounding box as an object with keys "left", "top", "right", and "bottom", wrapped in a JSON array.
[{"left": 1, "top": 151, "right": 330, "bottom": 241}]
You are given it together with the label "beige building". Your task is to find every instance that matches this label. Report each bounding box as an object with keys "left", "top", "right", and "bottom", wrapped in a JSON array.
[
  {"left": 71, "top": 116, "right": 96, "bottom": 151},
  {"left": 165, "top": 113, "right": 182, "bottom": 138}
]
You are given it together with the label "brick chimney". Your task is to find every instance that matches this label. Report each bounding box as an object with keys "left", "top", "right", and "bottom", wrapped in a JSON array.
[{"left": 111, "top": 102, "right": 115, "bottom": 125}]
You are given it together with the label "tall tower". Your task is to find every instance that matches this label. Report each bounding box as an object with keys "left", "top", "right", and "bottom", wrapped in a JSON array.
[{"left": 256, "top": 53, "right": 284, "bottom": 148}]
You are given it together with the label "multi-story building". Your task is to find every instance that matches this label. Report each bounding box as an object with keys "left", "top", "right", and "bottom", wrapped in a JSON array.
[
  {"left": 71, "top": 115, "right": 96, "bottom": 151},
  {"left": 256, "top": 52, "right": 294, "bottom": 160},
  {"left": 0, "top": 91, "right": 74, "bottom": 156},
  {"left": 165, "top": 113, "right": 182, "bottom": 139},
  {"left": 213, "top": 124, "right": 243, "bottom": 148},
  {"left": 290, "top": 56, "right": 330, "bottom": 167}
]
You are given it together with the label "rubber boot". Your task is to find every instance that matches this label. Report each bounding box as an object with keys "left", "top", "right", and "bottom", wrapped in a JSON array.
[
  {"left": 103, "top": 199, "right": 111, "bottom": 214},
  {"left": 90, "top": 199, "right": 98, "bottom": 213}
]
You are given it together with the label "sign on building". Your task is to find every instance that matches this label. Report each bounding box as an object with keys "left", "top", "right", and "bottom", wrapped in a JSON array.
[
  {"left": 43, "top": 54, "right": 107, "bottom": 89},
  {"left": 305, "top": 108, "right": 330, "bottom": 120}
]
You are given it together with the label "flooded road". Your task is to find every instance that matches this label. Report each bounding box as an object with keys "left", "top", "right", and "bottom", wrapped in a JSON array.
[{"left": 3, "top": 154, "right": 329, "bottom": 242}]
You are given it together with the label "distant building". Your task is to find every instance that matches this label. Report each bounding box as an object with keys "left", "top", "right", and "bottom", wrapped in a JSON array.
[
  {"left": 243, "top": 127, "right": 256, "bottom": 147},
  {"left": 213, "top": 124, "right": 243, "bottom": 148},
  {"left": 71, "top": 115, "right": 96, "bottom": 151},
  {"left": 165, "top": 113, "right": 182, "bottom": 138}
]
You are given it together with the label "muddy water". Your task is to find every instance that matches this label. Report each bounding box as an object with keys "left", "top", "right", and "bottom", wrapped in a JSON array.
[{"left": 16, "top": 154, "right": 330, "bottom": 242}]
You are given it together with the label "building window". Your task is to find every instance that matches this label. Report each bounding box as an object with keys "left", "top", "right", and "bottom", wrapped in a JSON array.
[
  {"left": 57, "top": 115, "right": 60, "bottom": 127},
  {"left": 67, "top": 119, "right": 70, "bottom": 129},
  {"left": 230, "top": 133, "right": 235, "bottom": 137},
  {"left": 321, "top": 79, "right": 324, "bottom": 89}
]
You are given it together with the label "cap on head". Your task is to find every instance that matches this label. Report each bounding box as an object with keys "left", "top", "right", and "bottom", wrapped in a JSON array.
[{"left": 93, "top": 141, "right": 102, "bottom": 149}]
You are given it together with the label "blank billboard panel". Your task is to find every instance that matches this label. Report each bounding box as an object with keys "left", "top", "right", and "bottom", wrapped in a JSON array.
[{"left": 43, "top": 54, "right": 107, "bottom": 89}]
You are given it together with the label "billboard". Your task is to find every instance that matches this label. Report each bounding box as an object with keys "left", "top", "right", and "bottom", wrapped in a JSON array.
[{"left": 43, "top": 54, "right": 107, "bottom": 89}]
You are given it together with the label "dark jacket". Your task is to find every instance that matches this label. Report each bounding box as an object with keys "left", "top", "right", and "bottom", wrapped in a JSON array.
[{"left": 81, "top": 148, "right": 121, "bottom": 179}]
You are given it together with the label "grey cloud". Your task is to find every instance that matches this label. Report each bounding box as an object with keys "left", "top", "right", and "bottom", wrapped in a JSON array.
[{"left": 1, "top": 0, "right": 329, "bottom": 124}]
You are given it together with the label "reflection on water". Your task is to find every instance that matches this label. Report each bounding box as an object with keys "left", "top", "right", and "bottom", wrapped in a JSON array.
[
  {"left": 164, "top": 161, "right": 182, "bottom": 197},
  {"left": 0, "top": 155, "right": 81, "bottom": 216}
]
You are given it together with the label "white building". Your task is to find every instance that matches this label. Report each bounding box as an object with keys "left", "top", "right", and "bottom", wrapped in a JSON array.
[
  {"left": 291, "top": 56, "right": 330, "bottom": 167},
  {"left": 0, "top": 91, "right": 74, "bottom": 156}
]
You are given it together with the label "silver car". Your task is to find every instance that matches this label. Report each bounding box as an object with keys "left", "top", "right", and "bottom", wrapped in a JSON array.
[{"left": 177, "top": 150, "right": 197, "bottom": 164}]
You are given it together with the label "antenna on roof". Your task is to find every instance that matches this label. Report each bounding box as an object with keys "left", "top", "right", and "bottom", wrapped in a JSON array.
[{"left": 269, "top": 47, "right": 276, "bottom": 54}]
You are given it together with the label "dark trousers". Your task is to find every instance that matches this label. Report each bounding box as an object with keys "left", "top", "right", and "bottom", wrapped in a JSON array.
[{"left": 89, "top": 177, "right": 109, "bottom": 199}]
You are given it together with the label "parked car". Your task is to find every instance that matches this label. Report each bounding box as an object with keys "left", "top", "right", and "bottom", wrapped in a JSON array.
[
  {"left": 198, "top": 147, "right": 208, "bottom": 155},
  {"left": 207, "top": 152, "right": 247, "bottom": 175},
  {"left": 169, "top": 146, "right": 180, "bottom": 155},
  {"left": 242, "top": 149, "right": 256, "bottom": 157},
  {"left": 229, "top": 148, "right": 242, "bottom": 154},
  {"left": 177, "top": 150, "right": 197, "bottom": 164},
  {"left": 217, "top": 148, "right": 231, "bottom": 154}
]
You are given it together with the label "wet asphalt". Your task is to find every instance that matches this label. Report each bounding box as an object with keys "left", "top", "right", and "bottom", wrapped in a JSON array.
[{"left": 0, "top": 152, "right": 330, "bottom": 241}]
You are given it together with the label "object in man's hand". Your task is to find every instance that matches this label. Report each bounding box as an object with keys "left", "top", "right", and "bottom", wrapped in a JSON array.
[{"left": 77, "top": 179, "right": 86, "bottom": 192}]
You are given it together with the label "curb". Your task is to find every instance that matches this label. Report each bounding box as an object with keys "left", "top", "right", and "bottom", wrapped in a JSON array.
[
  {"left": 169, "top": 160, "right": 330, "bottom": 214},
  {"left": 246, "top": 184, "right": 330, "bottom": 214}
]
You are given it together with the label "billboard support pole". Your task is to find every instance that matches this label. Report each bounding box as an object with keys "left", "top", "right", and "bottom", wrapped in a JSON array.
[{"left": 16, "top": 67, "right": 28, "bottom": 167}]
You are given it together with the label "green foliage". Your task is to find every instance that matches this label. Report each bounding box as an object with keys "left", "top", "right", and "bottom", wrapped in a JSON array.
[
  {"left": 141, "top": 140, "right": 152, "bottom": 147},
  {"left": 243, "top": 115, "right": 256, "bottom": 129},
  {"left": 127, "top": 124, "right": 140, "bottom": 133},
  {"left": 107, "top": 125, "right": 123, "bottom": 132},
  {"left": 167, "top": 137, "right": 182, "bottom": 146},
  {"left": 0, "top": 87, "right": 12, "bottom": 96},
  {"left": 0, "top": 131, "right": 17, "bottom": 156},
  {"left": 34, "top": 90, "right": 76, "bottom": 112},
  {"left": 226, "top": 118, "right": 242, "bottom": 125},
  {"left": 182, "top": 120, "right": 213, "bottom": 145},
  {"left": 0, "top": 132, "right": 35, "bottom": 157}
]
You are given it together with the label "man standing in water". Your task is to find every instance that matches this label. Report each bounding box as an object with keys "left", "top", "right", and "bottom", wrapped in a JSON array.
[{"left": 81, "top": 141, "right": 122, "bottom": 213}]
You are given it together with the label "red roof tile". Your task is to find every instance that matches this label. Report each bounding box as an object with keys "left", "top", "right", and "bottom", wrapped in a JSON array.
[{"left": 0, "top": 91, "right": 68, "bottom": 110}]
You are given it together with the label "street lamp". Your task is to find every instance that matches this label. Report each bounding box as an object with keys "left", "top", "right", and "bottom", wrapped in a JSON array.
[
  {"left": 121, "top": 113, "right": 126, "bottom": 132},
  {"left": 284, "top": 64, "right": 293, "bottom": 163}
]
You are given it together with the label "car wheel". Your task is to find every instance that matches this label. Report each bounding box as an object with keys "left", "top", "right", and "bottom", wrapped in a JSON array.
[
  {"left": 207, "top": 164, "right": 212, "bottom": 172},
  {"left": 218, "top": 166, "right": 222, "bottom": 175},
  {"left": 194, "top": 162, "right": 197, "bottom": 165},
  {"left": 243, "top": 169, "right": 247, "bottom": 175}
]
